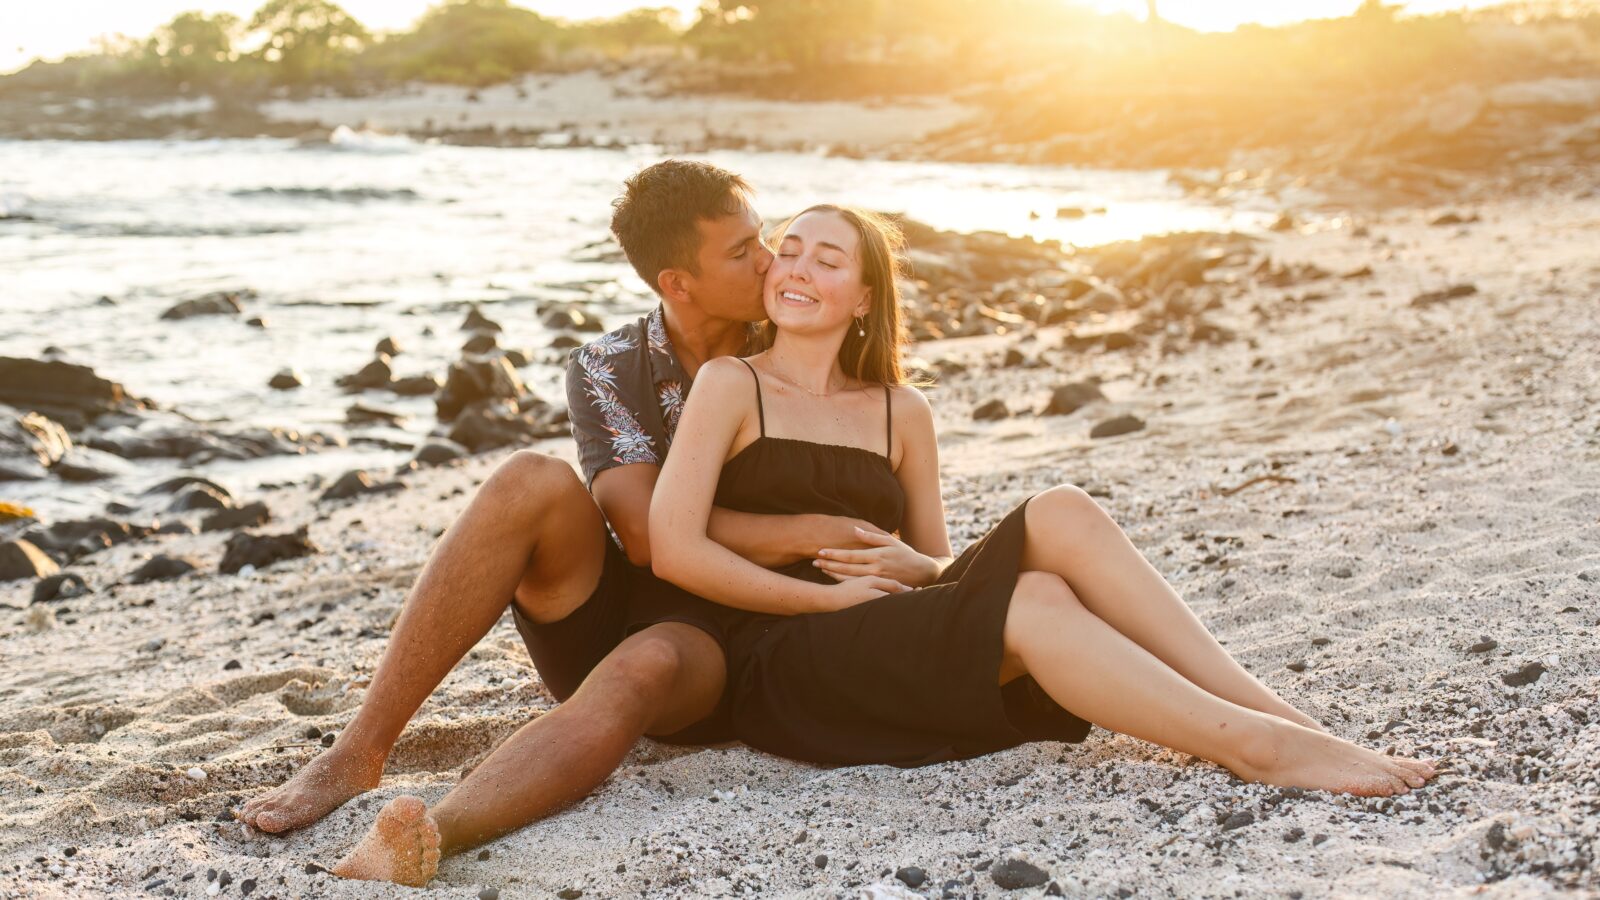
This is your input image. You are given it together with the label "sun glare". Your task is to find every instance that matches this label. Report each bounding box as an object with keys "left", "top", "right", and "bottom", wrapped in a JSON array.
[{"left": 1085, "top": 0, "right": 1520, "bottom": 31}]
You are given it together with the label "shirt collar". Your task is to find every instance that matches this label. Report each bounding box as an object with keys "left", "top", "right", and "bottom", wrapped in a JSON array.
[
  {"left": 645, "top": 304, "right": 762, "bottom": 382},
  {"left": 644, "top": 306, "right": 686, "bottom": 383}
]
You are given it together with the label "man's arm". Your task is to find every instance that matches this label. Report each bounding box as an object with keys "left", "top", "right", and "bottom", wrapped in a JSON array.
[{"left": 593, "top": 463, "right": 881, "bottom": 569}]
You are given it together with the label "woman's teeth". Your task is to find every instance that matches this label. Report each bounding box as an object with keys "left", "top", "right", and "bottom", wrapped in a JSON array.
[{"left": 781, "top": 291, "right": 816, "bottom": 304}]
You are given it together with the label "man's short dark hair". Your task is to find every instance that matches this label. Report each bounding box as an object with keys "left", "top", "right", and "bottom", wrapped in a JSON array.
[{"left": 610, "top": 160, "right": 752, "bottom": 295}]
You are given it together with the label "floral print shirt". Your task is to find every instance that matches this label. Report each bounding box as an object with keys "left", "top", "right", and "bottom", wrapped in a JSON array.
[{"left": 565, "top": 305, "right": 752, "bottom": 486}]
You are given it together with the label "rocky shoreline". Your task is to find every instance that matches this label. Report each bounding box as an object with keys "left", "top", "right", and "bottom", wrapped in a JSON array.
[{"left": 5, "top": 68, "right": 1597, "bottom": 210}]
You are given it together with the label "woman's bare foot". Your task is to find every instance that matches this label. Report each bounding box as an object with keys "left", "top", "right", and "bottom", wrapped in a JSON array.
[
  {"left": 237, "top": 741, "right": 385, "bottom": 833},
  {"left": 1273, "top": 707, "right": 1328, "bottom": 734},
  {"left": 1232, "top": 717, "right": 1437, "bottom": 796},
  {"left": 331, "top": 796, "right": 442, "bottom": 888}
]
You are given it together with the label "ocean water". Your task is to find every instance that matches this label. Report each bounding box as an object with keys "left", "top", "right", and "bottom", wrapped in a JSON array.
[{"left": 0, "top": 136, "right": 1273, "bottom": 516}]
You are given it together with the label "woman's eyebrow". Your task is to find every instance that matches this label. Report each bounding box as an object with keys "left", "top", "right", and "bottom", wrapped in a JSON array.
[{"left": 779, "top": 234, "right": 849, "bottom": 256}]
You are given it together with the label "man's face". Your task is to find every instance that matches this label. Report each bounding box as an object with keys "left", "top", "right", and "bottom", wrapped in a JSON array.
[{"left": 683, "top": 200, "right": 772, "bottom": 323}]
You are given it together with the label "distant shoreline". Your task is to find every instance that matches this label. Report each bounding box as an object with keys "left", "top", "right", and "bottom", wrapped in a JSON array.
[{"left": 3, "top": 66, "right": 1599, "bottom": 210}]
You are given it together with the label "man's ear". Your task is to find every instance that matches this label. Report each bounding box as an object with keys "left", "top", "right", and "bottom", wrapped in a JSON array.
[{"left": 657, "top": 268, "right": 693, "bottom": 304}]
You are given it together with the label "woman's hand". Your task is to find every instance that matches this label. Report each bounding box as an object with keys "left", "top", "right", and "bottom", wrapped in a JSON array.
[
  {"left": 816, "top": 574, "right": 912, "bottom": 612},
  {"left": 814, "top": 528, "right": 943, "bottom": 588}
]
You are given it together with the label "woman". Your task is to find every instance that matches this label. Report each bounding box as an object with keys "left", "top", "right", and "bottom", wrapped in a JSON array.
[{"left": 649, "top": 204, "right": 1437, "bottom": 791}]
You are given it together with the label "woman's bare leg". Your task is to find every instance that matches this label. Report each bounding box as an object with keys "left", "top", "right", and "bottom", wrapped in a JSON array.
[
  {"left": 1018, "top": 485, "right": 1323, "bottom": 730},
  {"left": 1000, "top": 572, "right": 1435, "bottom": 794},
  {"left": 332, "top": 623, "right": 727, "bottom": 886}
]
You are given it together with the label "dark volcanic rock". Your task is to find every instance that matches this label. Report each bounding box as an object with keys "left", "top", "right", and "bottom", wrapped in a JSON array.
[
  {"left": 0, "top": 357, "right": 139, "bottom": 421},
  {"left": 2, "top": 409, "right": 72, "bottom": 481},
  {"left": 462, "top": 307, "right": 502, "bottom": 332},
  {"left": 391, "top": 374, "right": 442, "bottom": 397},
  {"left": 1039, "top": 381, "right": 1106, "bottom": 416},
  {"left": 90, "top": 424, "right": 321, "bottom": 463},
  {"left": 895, "top": 867, "right": 928, "bottom": 889},
  {"left": 202, "top": 501, "right": 271, "bottom": 533},
  {"left": 1501, "top": 662, "right": 1546, "bottom": 687},
  {"left": 541, "top": 306, "right": 604, "bottom": 333},
  {"left": 268, "top": 369, "right": 303, "bottom": 390},
  {"left": 160, "top": 290, "right": 251, "bottom": 320},
  {"left": 321, "top": 469, "right": 405, "bottom": 502},
  {"left": 1410, "top": 283, "right": 1478, "bottom": 308},
  {"left": 1090, "top": 414, "right": 1146, "bottom": 439},
  {"left": 462, "top": 332, "right": 499, "bottom": 355},
  {"left": 413, "top": 439, "right": 468, "bottom": 467},
  {"left": 549, "top": 334, "right": 582, "bottom": 350},
  {"left": 973, "top": 398, "right": 1010, "bottom": 421},
  {"left": 991, "top": 858, "right": 1049, "bottom": 890},
  {"left": 1221, "top": 811, "right": 1256, "bottom": 831},
  {"left": 169, "top": 483, "right": 234, "bottom": 512},
  {"left": 129, "top": 554, "right": 198, "bottom": 583},
  {"left": 143, "top": 475, "right": 231, "bottom": 496},
  {"left": 219, "top": 527, "right": 319, "bottom": 574},
  {"left": 375, "top": 336, "right": 403, "bottom": 356},
  {"left": 346, "top": 404, "right": 407, "bottom": 427},
  {"left": 0, "top": 539, "right": 59, "bottom": 581},
  {"left": 33, "top": 572, "right": 90, "bottom": 605},
  {"left": 22, "top": 518, "right": 154, "bottom": 563},
  {"left": 436, "top": 357, "right": 525, "bottom": 421},
  {"left": 337, "top": 355, "right": 395, "bottom": 392},
  {"left": 51, "top": 447, "right": 128, "bottom": 482},
  {"left": 448, "top": 402, "right": 568, "bottom": 453}
]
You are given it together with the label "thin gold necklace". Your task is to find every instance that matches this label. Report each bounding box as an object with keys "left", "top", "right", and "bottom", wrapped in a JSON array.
[{"left": 762, "top": 358, "right": 847, "bottom": 398}]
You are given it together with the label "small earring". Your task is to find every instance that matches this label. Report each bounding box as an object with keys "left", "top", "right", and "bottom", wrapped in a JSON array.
[{"left": 856, "top": 316, "right": 866, "bottom": 337}]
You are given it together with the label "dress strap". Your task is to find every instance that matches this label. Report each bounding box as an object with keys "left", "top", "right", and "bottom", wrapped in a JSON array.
[
  {"left": 736, "top": 358, "right": 766, "bottom": 437},
  {"left": 884, "top": 384, "right": 893, "bottom": 459}
]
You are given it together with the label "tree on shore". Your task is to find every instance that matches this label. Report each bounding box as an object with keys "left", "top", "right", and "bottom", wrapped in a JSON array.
[
  {"left": 370, "top": 0, "right": 557, "bottom": 86},
  {"left": 146, "top": 11, "right": 240, "bottom": 83},
  {"left": 248, "top": 0, "right": 368, "bottom": 86}
]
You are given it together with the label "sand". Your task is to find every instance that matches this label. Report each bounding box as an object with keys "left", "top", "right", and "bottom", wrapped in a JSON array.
[
  {"left": 3, "top": 191, "right": 1598, "bottom": 898},
  {"left": 259, "top": 69, "right": 975, "bottom": 152}
]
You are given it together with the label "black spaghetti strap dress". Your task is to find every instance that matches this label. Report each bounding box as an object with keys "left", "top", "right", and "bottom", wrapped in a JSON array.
[{"left": 705, "top": 359, "right": 1091, "bottom": 768}]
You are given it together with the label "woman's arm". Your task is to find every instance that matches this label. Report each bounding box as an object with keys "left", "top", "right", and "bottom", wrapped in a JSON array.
[
  {"left": 651, "top": 358, "right": 905, "bottom": 615},
  {"left": 891, "top": 386, "right": 954, "bottom": 567},
  {"left": 814, "top": 385, "right": 954, "bottom": 587}
]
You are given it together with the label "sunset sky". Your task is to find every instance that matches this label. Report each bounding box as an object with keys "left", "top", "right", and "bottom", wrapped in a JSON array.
[{"left": 0, "top": 0, "right": 1532, "bottom": 74}]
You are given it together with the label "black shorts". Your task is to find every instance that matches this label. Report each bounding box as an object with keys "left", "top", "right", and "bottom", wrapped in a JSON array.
[{"left": 511, "top": 530, "right": 733, "bottom": 744}]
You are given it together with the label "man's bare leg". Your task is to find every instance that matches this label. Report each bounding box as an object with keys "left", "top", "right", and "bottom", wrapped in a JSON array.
[
  {"left": 240, "top": 451, "right": 610, "bottom": 833},
  {"left": 999, "top": 573, "right": 1435, "bottom": 795},
  {"left": 1017, "top": 485, "right": 1326, "bottom": 731},
  {"left": 333, "top": 623, "right": 726, "bottom": 886}
]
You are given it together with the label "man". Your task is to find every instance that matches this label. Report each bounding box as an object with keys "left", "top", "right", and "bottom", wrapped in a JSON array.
[{"left": 237, "top": 161, "right": 879, "bottom": 864}]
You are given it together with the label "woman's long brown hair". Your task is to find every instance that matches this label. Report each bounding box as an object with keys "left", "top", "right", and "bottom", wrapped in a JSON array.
[{"left": 760, "top": 205, "right": 909, "bottom": 386}]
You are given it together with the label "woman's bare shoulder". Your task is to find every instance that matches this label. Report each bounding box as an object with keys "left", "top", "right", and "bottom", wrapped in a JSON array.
[
  {"left": 889, "top": 383, "right": 934, "bottom": 420},
  {"left": 692, "top": 355, "right": 758, "bottom": 393}
]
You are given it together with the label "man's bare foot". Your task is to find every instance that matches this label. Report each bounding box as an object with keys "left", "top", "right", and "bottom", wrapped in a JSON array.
[
  {"left": 237, "top": 742, "right": 385, "bottom": 833},
  {"left": 1233, "top": 717, "right": 1437, "bottom": 796},
  {"left": 331, "top": 795, "right": 442, "bottom": 888}
]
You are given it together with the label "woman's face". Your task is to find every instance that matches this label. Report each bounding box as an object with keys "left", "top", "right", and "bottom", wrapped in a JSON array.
[{"left": 763, "top": 210, "right": 870, "bottom": 338}]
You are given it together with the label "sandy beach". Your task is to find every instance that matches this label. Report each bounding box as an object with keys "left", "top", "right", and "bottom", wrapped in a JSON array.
[
  {"left": 3, "top": 184, "right": 1597, "bottom": 898},
  {"left": 258, "top": 69, "right": 976, "bottom": 152}
]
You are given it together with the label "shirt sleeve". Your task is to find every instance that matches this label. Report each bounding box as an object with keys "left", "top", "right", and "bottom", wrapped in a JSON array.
[{"left": 564, "top": 343, "right": 661, "bottom": 487}]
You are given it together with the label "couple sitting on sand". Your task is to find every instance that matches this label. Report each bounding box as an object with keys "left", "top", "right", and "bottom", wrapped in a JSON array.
[{"left": 235, "top": 160, "right": 1435, "bottom": 887}]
